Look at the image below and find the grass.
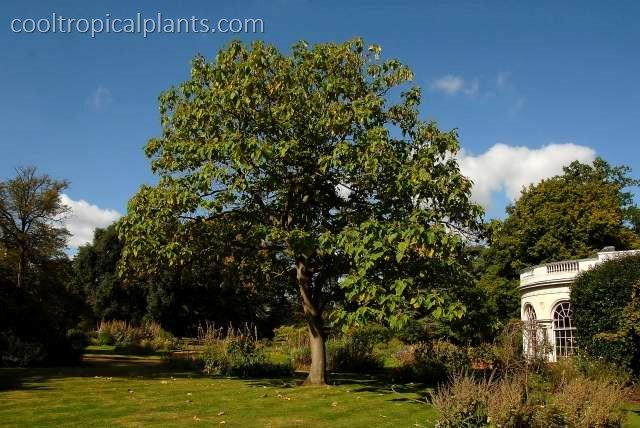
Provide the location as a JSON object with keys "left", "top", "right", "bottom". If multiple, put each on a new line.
{"left": 4, "top": 353, "right": 640, "bottom": 427}
{"left": 0, "top": 354, "right": 436, "bottom": 427}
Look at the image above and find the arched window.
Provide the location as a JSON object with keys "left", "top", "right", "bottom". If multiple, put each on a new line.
{"left": 552, "top": 301, "right": 576, "bottom": 358}
{"left": 523, "top": 304, "right": 539, "bottom": 356}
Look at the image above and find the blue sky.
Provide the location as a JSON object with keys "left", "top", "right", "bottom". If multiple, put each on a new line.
{"left": 1, "top": 0, "right": 639, "bottom": 247}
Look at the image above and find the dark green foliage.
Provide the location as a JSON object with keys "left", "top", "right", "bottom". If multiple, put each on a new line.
{"left": 0, "top": 168, "right": 90, "bottom": 366}
{"left": 72, "top": 225, "right": 147, "bottom": 324}
{"left": 73, "top": 224, "right": 297, "bottom": 337}
{"left": 395, "top": 341, "right": 470, "bottom": 383}
{"left": 96, "top": 330, "right": 115, "bottom": 346}
{"left": 572, "top": 254, "right": 640, "bottom": 372}
{"left": 199, "top": 327, "right": 293, "bottom": 378}
{"left": 326, "top": 328, "right": 384, "bottom": 373}
{"left": 0, "top": 332, "right": 46, "bottom": 366}
{"left": 489, "top": 158, "right": 640, "bottom": 276}
{"left": 0, "top": 283, "right": 83, "bottom": 366}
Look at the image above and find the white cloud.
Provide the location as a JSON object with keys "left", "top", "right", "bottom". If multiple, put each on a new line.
{"left": 431, "top": 75, "right": 465, "bottom": 94}
{"left": 88, "top": 86, "right": 112, "bottom": 110}
{"left": 431, "top": 75, "right": 480, "bottom": 96}
{"left": 60, "top": 194, "right": 120, "bottom": 248}
{"left": 458, "top": 143, "right": 597, "bottom": 209}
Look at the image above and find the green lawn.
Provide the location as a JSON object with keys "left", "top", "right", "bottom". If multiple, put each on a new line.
{"left": 0, "top": 355, "right": 435, "bottom": 427}
{"left": 3, "top": 354, "right": 640, "bottom": 427}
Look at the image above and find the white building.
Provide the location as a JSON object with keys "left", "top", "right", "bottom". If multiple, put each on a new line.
{"left": 520, "top": 248, "right": 640, "bottom": 361}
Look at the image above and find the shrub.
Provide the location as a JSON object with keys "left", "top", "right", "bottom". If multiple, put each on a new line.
{"left": 572, "top": 354, "right": 633, "bottom": 385}
{"left": 395, "top": 340, "right": 469, "bottom": 383}
{"left": 96, "top": 320, "right": 177, "bottom": 352}
{"left": 553, "top": 376, "right": 629, "bottom": 427}
{"left": 530, "top": 404, "right": 565, "bottom": 428}
{"left": 0, "top": 287, "right": 82, "bottom": 367}
{"left": 0, "top": 331, "right": 46, "bottom": 367}
{"left": 431, "top": 368, "right": 629, "bottom": 428}
{"left": 432, "top": 374, "right": 533, "bottom": 428}
{"left": 273, "top": 325, "right": 307, "bottom": 349}
{"left": 430, "top": 374, "right": 491, "bottom": 427}
{"left": 493, "top": 320, "right": 529, "bottom": 375}
{"left": 198, "top": 324, "right": 292, "bottom": 377}
{"left": 96, "top": 330, "right": 115, "bottom": 346}
{"left": 326, "top": 330, "right": 383, "bottom": 373}
{"left": 571, "top": 254, "right": 640, "bottom": 372}
{"left": 468, "top": 342, "right": 500, "bottom": 370}
{"left": 274, "top": 325, "right": 384, "bottom": 373}
{"left": 486, "top": 376, "right": 529, "bottom": 428}
{"left": 290, "top": 344, "right": 311, "bottom": 371}
{"left": 273, "top": 325, "right": 310, "bottom": 370}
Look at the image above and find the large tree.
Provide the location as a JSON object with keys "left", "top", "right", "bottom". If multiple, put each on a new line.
{"left": 0, "top": 167, "right": 70, "bottom": 288}
{"left": 118, "top": 39, "right": 482, "bottom": 384}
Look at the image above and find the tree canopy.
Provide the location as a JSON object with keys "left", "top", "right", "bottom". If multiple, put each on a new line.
{"left": 0, "top": 167, "right": 70, "bottom": 288}
{"left": 118, "top": 38, "right": 483, "bottom": 384}
{"left": 485, "top": 158, "right": 639, "bottom": 277}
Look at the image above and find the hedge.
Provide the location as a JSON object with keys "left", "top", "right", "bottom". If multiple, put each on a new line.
{"left": 571, "top": 254, "right": 640, "bottom": 372}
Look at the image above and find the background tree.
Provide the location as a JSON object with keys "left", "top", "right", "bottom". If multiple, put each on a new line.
{"left": 0, "top": 167, "right": 70, "bottom": 288}
{"left": 118, "top": 38, "right": 482, "bottom": 385}
{"left": 0, "top": 168, "right": 83, "bottom": 366}
{"left": 477, "top": 158, "right": 640, "bottom": 322}
{"left": 72, "top": 225, "right": 147, "bottom": 324}
{"left": 74, "top": 223, "right": 296, "bottom": 336}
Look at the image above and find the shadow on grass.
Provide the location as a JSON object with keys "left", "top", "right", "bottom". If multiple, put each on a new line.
{"left": 245, "top": 369, "right": 432, "bottom": 404}
{"left": 0, "top": 354, "right": 202, "bottom": 392}
{"left": 1, "top": 355, "right": 433, "bottom": 407}
{"left": 83, "top": 345, "right": 167, "bottom": 357}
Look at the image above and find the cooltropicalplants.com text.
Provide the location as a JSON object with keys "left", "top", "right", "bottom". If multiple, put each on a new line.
{"left": 9, "top": 13, "right": 264, "bottom": 38}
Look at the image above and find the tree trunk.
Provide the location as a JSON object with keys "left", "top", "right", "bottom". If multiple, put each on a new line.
{"left": 16, "top": 249, "right": 25, "bottom": 288}
{"left": 305, "top": 313, "right": 327, "bottom": 385}
{"left": 296, "top": 257, "right": 327, "bottom": 385}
